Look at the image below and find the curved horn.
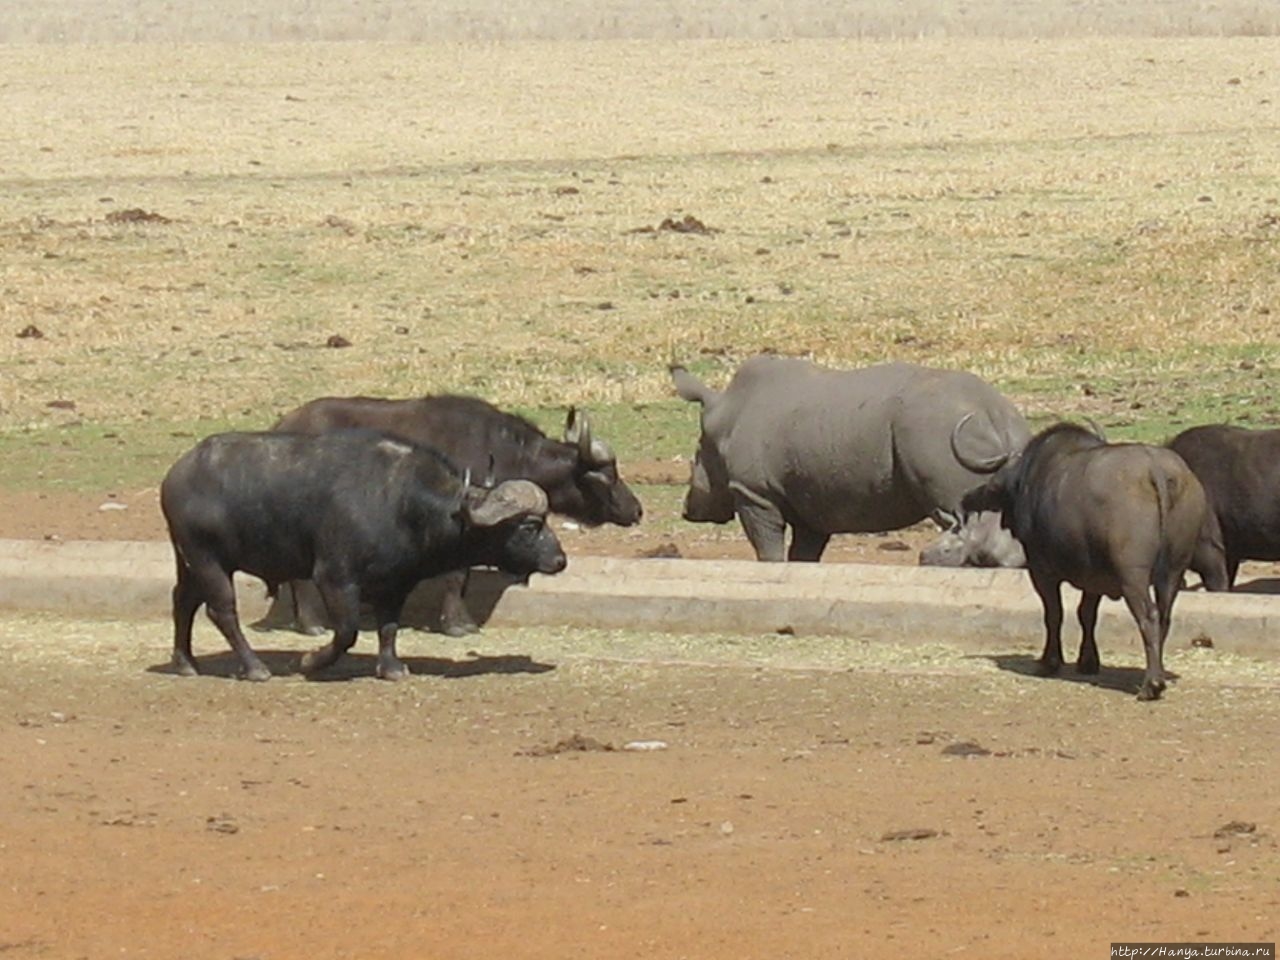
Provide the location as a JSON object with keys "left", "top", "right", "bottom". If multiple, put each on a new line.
{"left": 564, "top": 406, "right": 585, "bottom": 446}
{"left": 951, "top": 412, "right": 1012, "bottom": 473}
{"left": 466, "top": 479, "right": 549, "bottom": 527}
{"left": 588, "top": 438, "right": 615, "bottom": 466}
{"left": 1081, "top": 416, "right": 1108, "bottom": 443}
{"left": 565, "top": 408, "right": 615, "bottom": 466}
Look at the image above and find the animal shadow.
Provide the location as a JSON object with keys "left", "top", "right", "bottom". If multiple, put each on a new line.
{"left": 1183, "top": 575, "right": 1280, "bottom": 595}
{"left": 1227, "top": 577, "right": 1280, "bottom": 595}
{"left": 146, "top": 649, "right": 556, "bottom": 682}
{"left": 978, "top": 653, "right": 1179, "bottom": 696}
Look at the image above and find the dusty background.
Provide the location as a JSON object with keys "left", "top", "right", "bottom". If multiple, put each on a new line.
{"left": 2, "top": 615, "right": 1278, "bottom": 959}
{"left": 2, "top": 6, "right": 1280, "bottom": 958}
{"left": 4, "top": 0, "right": 1279, "bottom": 42}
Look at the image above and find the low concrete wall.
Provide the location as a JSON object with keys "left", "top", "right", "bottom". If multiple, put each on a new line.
{"left": 2, "top": 539, "right": 1278, "bottom": 659}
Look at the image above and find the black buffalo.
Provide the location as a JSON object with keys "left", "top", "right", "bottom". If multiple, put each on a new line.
{"left": 160, "top": 430, "right": 567, "bottom": 681}
{"left": 272, "top": 394, "right": 642, "bottom": 634}
{"left": 964, "top": 422, "right": 1207, "bottom": 701}
{"left": 1167, "top": 423, "right": 1280, "bottom": 591}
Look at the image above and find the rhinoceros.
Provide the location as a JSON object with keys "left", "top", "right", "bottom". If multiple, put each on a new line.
{"left": 670, "top": 355, "right": 1030, "bottom": 563}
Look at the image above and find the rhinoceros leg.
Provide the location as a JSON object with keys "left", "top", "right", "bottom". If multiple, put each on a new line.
{"left": 788, "top": 525, "right": 830, "bottom": 562}
{"left": 731, "top": 486, "right": 787, "bottom": 562}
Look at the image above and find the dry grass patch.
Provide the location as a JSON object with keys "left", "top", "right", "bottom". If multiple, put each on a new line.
{"left": 0, "top": 39, "right": 1277, "bottom": 485}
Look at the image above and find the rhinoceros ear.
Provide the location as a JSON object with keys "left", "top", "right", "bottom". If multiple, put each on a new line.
{"left": 670, "top": 366, "right": 718, "bottom": 406}
{"left": 464, "top": 479, "right": 549, "bottom": 528}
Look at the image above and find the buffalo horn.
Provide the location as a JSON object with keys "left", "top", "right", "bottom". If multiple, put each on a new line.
{"left": 565, "top": 407, "right": 614, "bottom": 466}
{"left": 1081, "top": 416, "right": 1108, "bottom": 443}
{"left": 950, "top": 412, "right": 1011, "bottom": 473}
{"left": 564, "top": 406, "right": 586, "bottom": 449}
{"left": 466, "top": 479, "right": 549, "bottom": 527}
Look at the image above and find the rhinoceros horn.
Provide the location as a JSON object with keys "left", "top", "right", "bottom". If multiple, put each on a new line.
{"left": 951, "top": 412, "right": 1015, "bottom": 473}
{"left": 564, "top": 407, "right": 615, "bottom": 468}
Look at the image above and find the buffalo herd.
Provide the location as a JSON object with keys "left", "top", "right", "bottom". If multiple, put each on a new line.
{"left": 162, "top": 354, "right": 1275, "bottom": 700}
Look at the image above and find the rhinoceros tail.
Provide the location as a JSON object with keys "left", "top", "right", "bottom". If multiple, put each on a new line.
{"left": 670, "top": 366, "right": 717, "bottom": 406}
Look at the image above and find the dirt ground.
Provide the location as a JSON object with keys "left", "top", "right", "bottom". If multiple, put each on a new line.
{"left": 2, "top": 484, "right": 1279, "bottom": 959}
{"left": 1, "top": 612, "right": 1278, "bottom": 960}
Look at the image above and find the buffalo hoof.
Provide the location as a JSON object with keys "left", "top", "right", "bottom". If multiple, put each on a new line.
{"left": 376, "top": 659, "right": 411, "bottom": 681}
{"left": 440, "top": 620, "right": 480, "bottom": 638}
{"left": 1136, "top": 680, "right": 1166, "bottom": 701}
{"left": 1037, "top": 658, "right": 1062, "bottom": 677}
{"left": 296, "top": 623, "right": 328, "bottom": 638}
{"left": 1076, "top": 658, "right": 1101, "bottom": 676}
{"left": 298, "top": 649, "right": 333, "bottom": 676}
{"left": 171, "top": 656, "right": 200, "bottom": 678}
{"left": 238, "top": 661, "right": 272, "bottom": 682}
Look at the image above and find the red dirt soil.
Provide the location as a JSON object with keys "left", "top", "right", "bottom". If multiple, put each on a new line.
{"left": 0, "top": 481, "right": 1277, "bottom": 959}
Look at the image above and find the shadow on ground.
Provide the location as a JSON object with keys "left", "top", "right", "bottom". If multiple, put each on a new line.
{"left": 146, "top": 649, "right": 556, "bottom": 681}
{"left": 978, "top": 653, "right": 1179, "bottom": 697}
{"left": 1230, "top": 577, "right": 1280, "bottom": 595}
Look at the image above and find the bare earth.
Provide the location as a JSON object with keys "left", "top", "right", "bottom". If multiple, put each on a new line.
{"left": 1, "top": 614, "right": 1278, "bottom": 960}
{"left": 1, "top": 483, "right": 1279, "bottom": 959}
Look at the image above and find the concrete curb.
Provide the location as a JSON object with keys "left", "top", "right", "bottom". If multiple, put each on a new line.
{"left": 0, "top": 538, "right": 1277, "bottom": 659}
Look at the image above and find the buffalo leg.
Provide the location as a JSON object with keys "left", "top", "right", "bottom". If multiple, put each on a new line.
{"left": 788, "top": 525, "right": 831, "bottom": 562}
{"left": 191, "top": 564, "right": 271, "bottom": 681}
{"left": 438, "top": 569, "right": 479, "bottom": 637}
{"left": 1075, "top": 592, "right": 1102, "bottom": 675}
{"left": 171, "top": 563, "right": 203, "bottom": 677}
{"left": 1029, "top": 569, "right": 1064, "bottom": 676}
{"left": 373, "top": 599, "right": 411, "bottom": 681}
{"left": 299, "top": 581, "right": 361, "bottom": 677}
{"left": 1121, "top": 584, "right": 1165, "bottom": 701}
{"left": 1154, "top": 567, "right": 1181, "bottom": 642}
{"left": 288, "top": 579, "right": 331, "bottom": 636}
{"left": 733, "top": 489, "right": 787, "bottom": 562}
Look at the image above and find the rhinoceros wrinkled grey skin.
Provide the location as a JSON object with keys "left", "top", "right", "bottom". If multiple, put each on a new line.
{"left": 919, "top": 508, "right": 1027, "bottom": 568}
{"left": 671, "top": 355, "right": 1031, "bottom": 564}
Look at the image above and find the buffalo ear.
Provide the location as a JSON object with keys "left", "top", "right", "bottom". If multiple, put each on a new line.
{"left": 464, "top": 479, "right": 549, "bottom": 528}
{"left": 960, "top": 479, "right": 1001, "bottom": 515}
